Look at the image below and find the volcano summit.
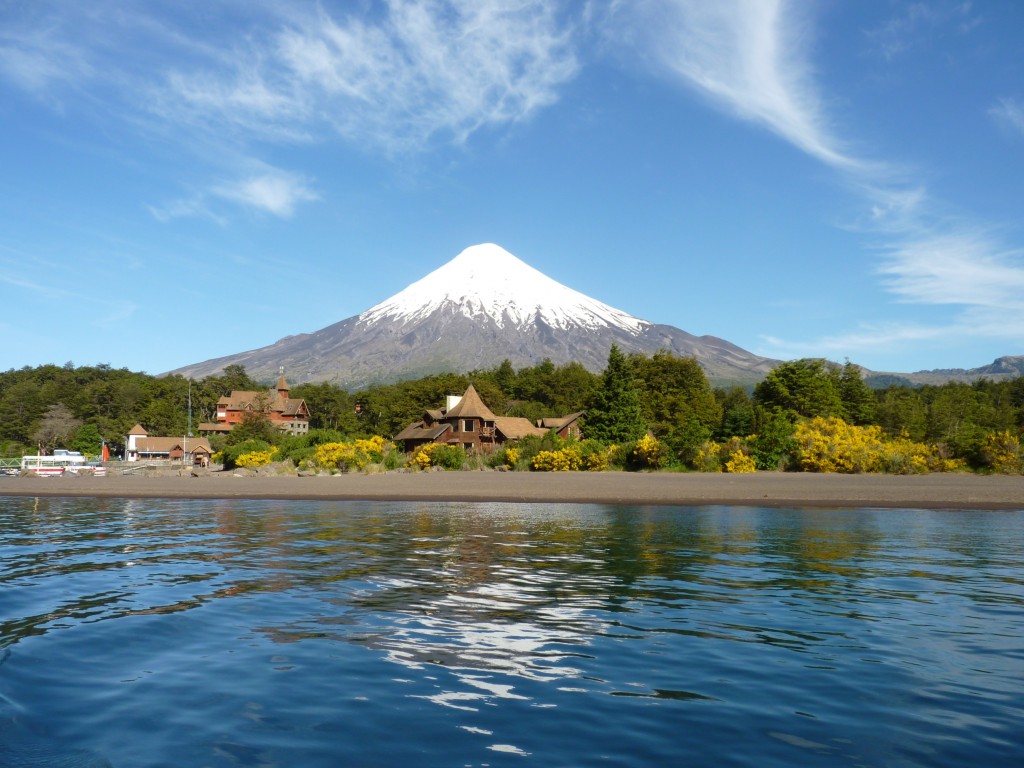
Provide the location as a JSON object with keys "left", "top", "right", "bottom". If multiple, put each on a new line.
{"left": 171, "top": 244, "right": 776, "bottom": 388}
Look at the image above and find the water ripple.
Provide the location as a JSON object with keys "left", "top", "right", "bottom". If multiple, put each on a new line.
{"left": 1, "top": 497, "right": 1022, "bottom": 767}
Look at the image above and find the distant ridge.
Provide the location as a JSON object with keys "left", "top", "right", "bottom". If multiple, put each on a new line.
{"left": 169, "top": 243, "right": 778, "bottom": 388}
{"left": 865, "top": 355, "right": 1024, "bottom": 387}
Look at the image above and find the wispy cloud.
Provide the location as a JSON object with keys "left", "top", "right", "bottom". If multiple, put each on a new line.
{"left": 990, "top": 97, "right": 1024, "bottom": 138}
{"left": 150, "top": 169, "right": 318, "bottom": 221}
{"left": 0, "top": 22, "right": 94, "bottom": 98}
{"left": 213, "top": 172, "right": 318, "bottom": 218}
{"left": 864, "top": 1, "right": 978, "bottom": 61}
{"left": 0, "top": 272, "right": 70, "bottom": 300}
{"left": 616, "top": 0, "right": 1024, "bottom": 363}
{"left": 2, "top": 2, "right": 579, "bottom": 214}
{"left": 147, "top": 195, "right": 226, "bottom": 225}
{"left": 613, "top": 0, "right": 859, "bottom": 169}
{"left": 151, "top": 1, "right": 579, "bottom": 154}
{"left": 879, "top": 231, "right": 1024, "bottom": 308}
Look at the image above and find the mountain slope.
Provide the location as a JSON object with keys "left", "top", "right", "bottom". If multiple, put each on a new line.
{"left": 865, "top": 355, "right": 1024, "bottom": 386}
{"left": 170, "top": 243, "right": 778, "bottom": 388}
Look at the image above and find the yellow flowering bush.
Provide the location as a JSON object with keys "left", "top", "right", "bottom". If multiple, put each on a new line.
{"left": 581, "top": 445, "right": 610, "bottom": 472}
{"left": 981, "top": 430, "right": 1023, "bottom": 474}
{"left": 531, "top": 447, "right": 583, "bottom": 471}
{"left": 315, "top": 436, "right": 394, "bottom": 471}
{"left": 794, "top": 417, "right": 881, "bottom": 473}
{"left": 724, "top": 450, "right": 756, "bottom": 473}
{"left": 630, "top": 434, "right": 668, "bottom": 469}
{"left": 409, "top": 443, "right": 465, "bottom": 470}
{"left": 410, "top": 444, "right": 436, "bottom": 469}
{"left": 795, "top": 417, "right": 962, "bottom": 474}
{"left": 504, "top": 447, "right": 520, "bottom": 469}
{"left": 236, "top": 447, "right": 277, "bottom": 468}
{"left": 693, "top": 440, "right": 722, "bottom": 472}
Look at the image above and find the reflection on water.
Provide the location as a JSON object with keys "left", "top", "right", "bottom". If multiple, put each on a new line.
{"left": 1, "top": 496, "right": 1023, "bottom": 767}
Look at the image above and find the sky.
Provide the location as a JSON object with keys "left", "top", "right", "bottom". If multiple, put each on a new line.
{"left": 1, "top": 0, "right": 1022, "bottom": 377}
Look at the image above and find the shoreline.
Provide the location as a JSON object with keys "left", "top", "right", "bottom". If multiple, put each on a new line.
{"left": 2, "top": 470, "right": 1023, "bottom": 509}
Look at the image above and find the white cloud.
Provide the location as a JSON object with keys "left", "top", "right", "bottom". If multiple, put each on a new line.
{"left": 990, "top": 97, "right": 1024, "bottom": 137}
{"left": 160, "top": 0, "right": 580, "bottom": 153}
{"left": 148, "top": 196, "right": 226, "bottom": 225}
{"left": 613, "top": 0, "right": 859, "bottom": 169}
{"left": 0, "top": 17, "right": 94, "bottom": 97}
{"left": 865, "top": 1, "right": 978, "bottom": 61}
{"left": 878, "top": 232, "right": 1024, "bottom": 308}
{"left": 212, "top": 172, "right": 318, "bottom": 218}
{"left": 615, "top": 0, "right": 1024, "bottom": 363}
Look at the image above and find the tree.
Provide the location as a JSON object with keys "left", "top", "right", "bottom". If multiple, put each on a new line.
{"left": 32, "top": 403, "right": 82, "bottom": 452}
{"left": 716, "top": 386, "right": 755, "bottom": 438}
{"left": 875, "top": 386, "right": 927, "bottom": 440}
{"left": 69, "top": 423, "right": 104, "bottom": 456}
{"left": 494, "top": 359, "right": 516, "bottom": 394}
{"left": 838, "top": 361, "right": 876, "bottom": 425}
{"left": 585, "top": 345, "right": 647, "bottom": 443}
{"left": 219, "top": 364, "right": 260, "bottom": 392}
{"left": 754, "top": 359, "right": 844, "bottom": 420}
{"left": 632, "top": 351, "right": 721, "bottom": 438}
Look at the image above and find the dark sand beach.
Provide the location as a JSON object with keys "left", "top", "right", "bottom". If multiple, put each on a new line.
{"left": 2, "top": 470, "right": 1022, "bottom": 509}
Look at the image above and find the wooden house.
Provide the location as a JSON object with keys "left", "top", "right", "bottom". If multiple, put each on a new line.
{"left": 394, "top": 384, "right": 580, "bottom": 453}
{"left": 125, "top": 424, "right": 213, "bottom": 465}
{"left": 198, "top": 370, "right": 310, "bottom": 436}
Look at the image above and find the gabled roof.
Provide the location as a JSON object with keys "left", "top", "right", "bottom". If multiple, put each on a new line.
{"left": 394, "top": 421, "right": 452, "bottom": 442}
{"left": 134, "top": 436, "right": 213, "bottom": 454}
{"left": 128, "top": 423, "right": 148, "bottom": 436}
{"left": 197, "top": 422, "right": 233, "bottom": 433}
{"left": 494, "top": 417, "right": 547, "bottom": 440}
{"left": 539, "top": 411, "right": 585, "bottom": 430}
{"left": 444, "top": 384, "right": 498, "bottom": 421}
{"left": 217, "top": 389, "right": 308, "bottom": 418}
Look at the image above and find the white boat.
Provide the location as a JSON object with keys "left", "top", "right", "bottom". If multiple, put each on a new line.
{"left": 21, "top": 450, "right": 92, "bottom": 476}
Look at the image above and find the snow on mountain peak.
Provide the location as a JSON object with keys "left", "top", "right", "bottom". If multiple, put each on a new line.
{"left": 358, "top": 243, "right": 649, "bottom": 334}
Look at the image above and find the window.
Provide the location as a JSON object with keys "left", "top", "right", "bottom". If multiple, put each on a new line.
{"left": 462, "top": 419, "right": 475, "bottom": 433}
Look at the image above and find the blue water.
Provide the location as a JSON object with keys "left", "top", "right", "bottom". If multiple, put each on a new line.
{"left": 1, "top": 497, "right": 1022, "bottom": 767}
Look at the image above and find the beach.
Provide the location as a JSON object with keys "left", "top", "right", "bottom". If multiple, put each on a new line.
{"left": 2, "top": 470, "right": 1022, "bottom": 509}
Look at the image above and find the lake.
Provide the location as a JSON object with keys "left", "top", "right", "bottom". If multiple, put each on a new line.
{"left": 2, "top": 497, "right": 1022, "bottom": 767}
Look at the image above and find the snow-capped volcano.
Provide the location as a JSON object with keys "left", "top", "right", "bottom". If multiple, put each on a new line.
{"left": 359, "top": 243, "right": 648, "bottom": 334}
{"left": 170, "top": 243, "right": 777, "bottom": 388}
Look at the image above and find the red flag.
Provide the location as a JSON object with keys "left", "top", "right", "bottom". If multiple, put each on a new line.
{"left": 101, "top": 443, "right": 110, "bottom": 462}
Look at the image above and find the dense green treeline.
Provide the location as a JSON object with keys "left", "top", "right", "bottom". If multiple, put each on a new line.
{"left": 1, "top": 355, "right": 1022, "bottom": 471}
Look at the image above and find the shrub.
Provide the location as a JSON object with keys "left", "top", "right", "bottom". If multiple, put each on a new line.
{"left": 222, "top": 439, "right": 274, "bottom": 469}
{"left": 410, "top": 443, "right": 466, "bottom": 470}
{"left": 504, "top": 447, "right": 520, "bottom": 468}
{"left": 724, "top": 450, "right": 756, "bottom": 473}
{"left": 749, "top": 412, "right": 796, "bottom": 470}
{"left": 236, "top": 447, "right": 277, "bottom": 468}
{"left": 794, "top": 417, "right": 963, "bottom": 474}
{"left": 692, "top": 440, "right": 722, "bottom": 472}
{"left": 314, "top": 436, "right": 394, "bottom": 472}
{"left": 979, "top": 430, "right": 1023, "bottom": 475}
{"left": 531, "top": 446, "right": 583, "bottom": 471}
{"left": 579, "top": 440, "right": 610, "bottom": 471}
{"left": 629, "top": 434, "right": 668, "bottom": 470}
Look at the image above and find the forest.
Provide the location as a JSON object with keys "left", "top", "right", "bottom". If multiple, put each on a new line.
{"left": 1, "top": 350, "right": 1022, "bottom": 473}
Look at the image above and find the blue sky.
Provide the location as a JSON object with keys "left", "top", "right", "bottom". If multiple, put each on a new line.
{"left": 2, "top": 0, "right": 1022, "bottom": 377}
